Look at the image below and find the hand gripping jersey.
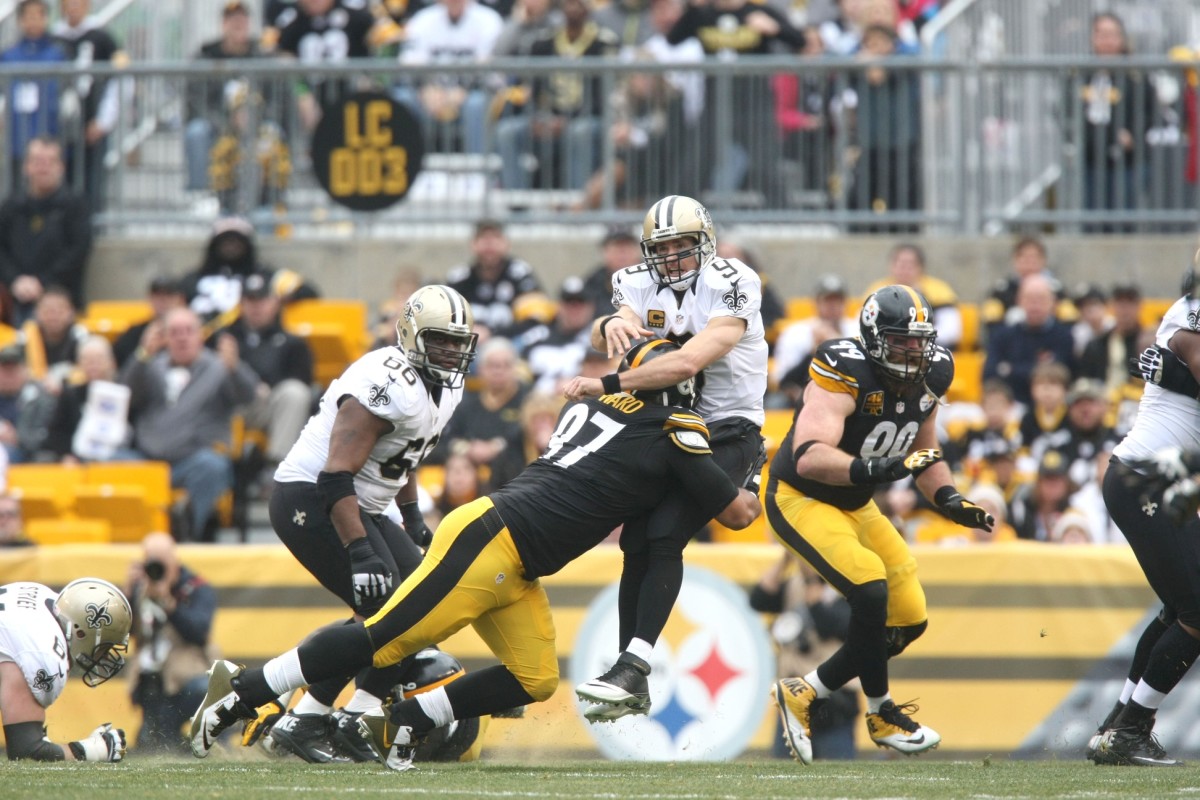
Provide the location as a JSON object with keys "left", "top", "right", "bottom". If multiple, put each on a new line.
{"left": 0, "top": 582, "right": 70, "bottom": 708}
{"left": 491, "top": 395, "right": 739, "bottom": 579}
{"left": 611, "top": 256, "right": 767, "bottom": 426}
{"left": 274, "top": 347, "right": 463, "bottom": 513}
{"left": 1113, "top": 295, "right": 1200, "bottom": 464}
{"left": 769, "top": 337, "right": 955, "bottom": 510}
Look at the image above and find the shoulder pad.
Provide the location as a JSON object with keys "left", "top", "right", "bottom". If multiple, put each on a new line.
{"left": 926, "top": 346, "right": 955, "bottom": 396}
{"left": 669, "top": 429, "right": 712, "bottom": 455}
{"left": 663, "top": 412, "right": 710, "bottom": 438}
{"left": 616, "top": 264, "right": 655, "bottom": 286}
{"left": 808, "top": 339, "right": 864, "bottom": 400}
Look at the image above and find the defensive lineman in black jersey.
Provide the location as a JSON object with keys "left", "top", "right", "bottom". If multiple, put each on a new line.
{"left": 189, "top": 339, "right": 761, "bottom": 771}
{"left": 768, "top": 285, "right": 994, "bottom": 764}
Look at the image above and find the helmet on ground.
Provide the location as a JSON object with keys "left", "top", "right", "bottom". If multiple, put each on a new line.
{"left": 859, "top": 284, "right": 937, "bottom": 385}
{"left": 641, "top": 195, "right": 716, "bottom": 290}
{"left": 55, "top": 578, "right": 132, "bottom": 687}
{"left": 395, "top": 285, "right": 478, "bottom": 389}
{"left": 387, "top": 648, "right": 484, "bottom": 763}
{"left": 392, "top": 647, "right": 466, "bottom": 700}
{"left": 620, "top": 339, "right": 698, "bottom": 409}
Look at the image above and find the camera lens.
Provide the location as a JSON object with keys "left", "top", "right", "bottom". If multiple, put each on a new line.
{"left": 144, "top": 560, "right": 166, "bottom": 581}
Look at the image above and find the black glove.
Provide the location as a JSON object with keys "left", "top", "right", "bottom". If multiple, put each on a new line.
{"left": 399, "top": 501, "right": 433, "bottom": 549}
{"left": 743, "top": 438, "right": 768, "bottom": 492}
{"left": 347, "top": 537, "right": 392, "bottom": 615}
{"left": 903, "top": 448, "right": 943, "bottom": 478}
{"left": 1163, "top": 477, "right": 1200, "bottom": 526}
{"left": 849, "top": 455, "right": 911, "bottom": 485}
{"left": 1129, "top": 345, "right": 1200, "bottom": 399}
{"left": 934, "top": 486, "right": 995, "bottom": 531}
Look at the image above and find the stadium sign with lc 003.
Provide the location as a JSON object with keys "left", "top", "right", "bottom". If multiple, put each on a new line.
{"left": 312, "top": 91, "right": 425, "bottom": 211}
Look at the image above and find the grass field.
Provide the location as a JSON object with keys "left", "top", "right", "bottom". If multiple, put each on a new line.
{"left": 2, "top": 757, "right": 1197, "bottom": 800}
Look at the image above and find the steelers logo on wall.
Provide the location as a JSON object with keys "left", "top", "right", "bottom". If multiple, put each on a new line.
{"left": 311, "top": 91, "right": 424, "bottom": 212}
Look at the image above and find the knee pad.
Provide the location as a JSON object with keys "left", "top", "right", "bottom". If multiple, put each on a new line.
{"left": 885, "top": 620, "right": 928, "bottom": 658}
{"left": 518, "top": 670, "right": 558, "bottom": 703}
{"left": 845, "top": 580, "right": 888, "bottom": 628}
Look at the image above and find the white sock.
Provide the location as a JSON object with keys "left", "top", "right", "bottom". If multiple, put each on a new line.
{"left": 415, "top": 686, "right": 455, "bottom": 728}
{"left": 1130, "top": 681, "right": 1167, "bottom": 711}
{"left": 866, "top": 694, "right": 892, "bottom": 714}
{"left": 625, "top": 638, "right": 654, "bottom": 663}
{"left": 293, "top": 692, "right": 332, "bottom": 716}
{"left": 1118, "top": 679, "right": 1137, "bottom": 705}
{"left": 263, "top": 649, "right": 307, "bottom": 696}
{"left": 802, "top": 670, "right": 833, "bottom": 699}
{"left": 344, "top": 689, "right": 384, "bottom": 715}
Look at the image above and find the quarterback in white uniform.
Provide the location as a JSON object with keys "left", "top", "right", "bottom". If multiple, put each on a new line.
{"left": 563, "top": 195, "right": 768, "bottom": 720}
{"left": 0, "top": 578, "right": 131, "bottom": 762}
{"left": 1087, "top": 281, "right": 1200, "bottom": 767}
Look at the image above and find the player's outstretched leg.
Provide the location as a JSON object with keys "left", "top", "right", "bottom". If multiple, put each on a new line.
{"left": 772, "top": 677, "right": 817, "bottom": 765}
{"left": 576, "top": 652, "right": 652, "bottom": 723}
{"left": 865, "top": 700, "right": 941, "bottom": 755}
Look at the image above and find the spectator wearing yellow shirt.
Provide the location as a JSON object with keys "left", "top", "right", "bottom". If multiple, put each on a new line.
{"left": 864, "top": 243, "right": 961, "bottom": 349}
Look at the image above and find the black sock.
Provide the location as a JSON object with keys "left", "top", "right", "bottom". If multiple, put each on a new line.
{"left": 232, "top": 669, "right": 276, "bottom": 710}
{"left": 357, "top": 656, "right": 413, "bottom": 701}
{"left": 632, "top": 542, "right": 683, "bottom": 646}
{"left": 1132, "top": 622, "right": 1200, "bottom": 699}
{"left": 1128, "top": 613, "right": 1171, "bottom": 684}
{"left": 617, "top": 549, "right": 649, "bottom": 650}
{"left": 1115, "top": 699, "right": 1155, "bottom": 729}
{"left": 306, "top": 674, "right": 353, "bottom": 707}
{"left": 818, "top": 580, "right": 888, "bottom": 697}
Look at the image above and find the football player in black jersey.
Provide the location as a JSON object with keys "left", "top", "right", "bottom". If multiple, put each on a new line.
{"left": 767, "top": 285, "right": 994, "bottom": 764}
{"left": 189, "top": 339, "right": 761, "bottom": 771}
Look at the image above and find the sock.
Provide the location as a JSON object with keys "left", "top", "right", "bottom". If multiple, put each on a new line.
{"left": 1128, "top": 613, "right": 1170, "bottom": 684}
{"left": 263, "top": 649, "right": 307, "bottom": 697}
{"left": 1118, "top": 679, "right": 1136, "bottom": 705}
{"left": 344, "top": 689, "right": 384, "bottom": 715}
{"left": 625, "top": 638, "right": 654, "bottom": 663}
{"left": 415, "top": 686, "right": 455, "bottom": 728}
{"left": 292, "top": 692, "right": 332, "bottom": 716}
{"left": 390, "top": 697, "right": 439, "bottom": 737}
{"left": 802, "top": 670, "right": 833, "bottom": 700}
{"left": 1129, "top": 683, "right": 1168, "bottom": 712}
{"left": 632, "top": 542, "right": 684, "bottom": 645}
{"left": 866, "top": 694, "right": 892, "bottom": 714}
{"left": 445, "top": 665, "right": 535, "bottom": 720}
{"left": 1115, "top": 699, "right": 1155, "bottom": 728}
{"left": 1136, "top": 622, "right": 1200, "bottom": 699}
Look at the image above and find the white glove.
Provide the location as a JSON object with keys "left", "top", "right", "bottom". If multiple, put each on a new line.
{"left": 1151, "top": 446, "right": 1192, "bottom": 483}
{"left": 71, "top": 722, "right": 126, "bottom": 762}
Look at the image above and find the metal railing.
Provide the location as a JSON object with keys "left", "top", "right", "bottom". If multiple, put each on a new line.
{"left": 0, "top": 55, "right": 1197, "bottom": 237}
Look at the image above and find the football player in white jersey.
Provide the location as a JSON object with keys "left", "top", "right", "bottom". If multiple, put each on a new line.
{"left": 0, "top": 578, "right": 131, "bottom": 762}
{"left": 248, "top": 284, "right": 478, "bottom": 763}
{"left": 563, "top": 195, "right": 768, "bottom": 720}
{"left": 1086, "top": 274, "right": 1200, "bottom": 767}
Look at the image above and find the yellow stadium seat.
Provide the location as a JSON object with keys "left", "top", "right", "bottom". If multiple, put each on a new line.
{"left": 281, "top": 299, "right": 371, "bottom": 387}
{"left": 82, "top": 301, "right": 154, "bottom": 341}
{"left": 7, "top": 463, "right": 87, "bottom": 517}
{"left": 0, "top": 323, "right": 17, "bottom": 348}
{"left": 946, "top": 350, "right": 985, "bottom": 405}
{"left": 1139, "top": 298, "right": 1173, "bottom": 330}
{"left": 84, "top": 461, "right": 172, "bottom": 534}
{"left": 956, "top": 303, "right": 980, "bottom": 352}
{"left": 25, "top": 517, "right": 112, "bottom": 545}
{"left": 786, "top": 297, "right": 815, "bottom": 321}
{"left": 762, "top": 408, "right": 794, "bottom": 460}
{"left": 74, "top": 485, "right": 155, "bottom": 544}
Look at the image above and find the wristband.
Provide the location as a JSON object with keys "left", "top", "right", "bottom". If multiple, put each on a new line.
{"left": 398, "top": 500, "right": 423, "bottom": 527}
{"left": 317, "top": 470, "right": 357, "bottom": 513}
{"left": 599, "top": 315, "right": 620, "bottom": 338}
{"left": 849, "top": 458, "right": 870, "bottom": 485}
{"left": 601, "top": 373, "right": 622, "bottom": 395}
{"left": 934, "top": 485, "right": 959, "bottom": 506}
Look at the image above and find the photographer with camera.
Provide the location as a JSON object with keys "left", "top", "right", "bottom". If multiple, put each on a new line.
{"left": 125, "top": 532, "right": 217, "bottom": 753}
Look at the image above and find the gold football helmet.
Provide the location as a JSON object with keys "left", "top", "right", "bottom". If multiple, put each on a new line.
{"left": 641, "top": 195, "right": 716, "bottom": 289}
{"left": 395, "top": 285, "right": 479, "bottom": 389}
{"left": 55, "top": 578, "right": 132, "bottom": 687}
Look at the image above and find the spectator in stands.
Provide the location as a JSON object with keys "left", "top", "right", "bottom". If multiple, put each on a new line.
{"left": 983, "top": 273, "right": 1075, "bottom": 407}
{"left": 773, "top": 26, "right": 836, "bottom": 207}
{"left": 1028, "top": 378, "right": 1118, "bottom": 492}
{"left": 214, "top": 271, "right": 313, "bottom": 474}
{"left": 1017, "top": 361, "right": 1070, "bottom": 460}
{"left": 772, "top": 273, "right": 857, "bottom": 404}
{"left": 1048, "top": 509, "right": 1097, "bottom": 545}
{"left": 438, "top": 337, "right": 528, "bottom": 471}
{"left": 493, "top": 0, "right": 562, "bottom": 56}
{"left": 1068, "top": 283, "right": 1112, "bottom": 358}
{"left": 1, "top": 0, "right": 65, "bottom": 191}
{"left": 494, "top": 0, "right": 619, "bottom": 191}
{"left": 521, "top": 277, "right": 596, "bottom": 393}
{"left": 121, "top": 307, "right": 259, "bottom": 542}
{"left": 485, "top": 388, "right": 564, "bottom": 488}
{"left": 641, "top": 0, "right": 705, "bottom": 144}
{"left": 949, "top": 378, "right": 1021, "bottom": 478}
{"left": 0, "top": 493, "right": 32, "bottom": 547}
{"left": 126, "top": 532, "right": 218, "bottom": 754}
{"left": 0, "top": 136, "right": 93, "bottom": 325}
{"left": 185, "top": 1, "right": 264, "bottom": 196}
{"left": 579, "top": 226, "right": 641, "bottom": 313}
{"left": 0, "top": 342, "right": 56, "bottom": 463}
{"left": 113, "top": 276, "right": 188, "bottom": 369}
{"left": 18, "top": 285, "right": 89, "bottom": 391}
{"left": 821, "top": 0, "right": 919, "bottom": 56}
{"left": 446, "top": 219, "right": 542, "bottom": 333}
{"left": 1009, "top": 449, "right": 1080, "bottom": 542}
{"left": 180, "top": 216, "right": 263, "bottom": 324}
{"left": 38, "top": 334, "right": 125, "bottom": 463}
{"left": 982, "top": 236, "right": 1065, "bottom": 334}
{"left": 395, "top": 0, "right": 503, "bottom": 155}
{"left": 595, "top": 0, "right": 654, "bottom": 55}
{"left": 865, "top": 243, "right": 961, "bottom": 349}
{"left": 434, "top": 451, "right": 487, "bottom": 519}
{"left": 370, "top": 266, "right": 425, "bottom": 350}
{"left": 207, "top": 74, "right": 291, "bottom": 217}
{"left": 52, "top": 0, "right": 124, "bottom": 211}
{"left": 1077, "top": 282, "right": 1143, "bottom": 394}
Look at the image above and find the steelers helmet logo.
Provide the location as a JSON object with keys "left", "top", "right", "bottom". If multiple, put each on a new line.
{"left": 861, "top": 297, "right": 881, "bottom": 327}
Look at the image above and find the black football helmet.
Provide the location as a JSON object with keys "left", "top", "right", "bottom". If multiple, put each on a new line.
{"left": 859, "top": 285, "right": 937, "bottom": 385}
{"left": 388, "top": 648, "right": 483, "bottom": 763}
{"left": 619, "top": 339, "right": 698, "bottom": 409}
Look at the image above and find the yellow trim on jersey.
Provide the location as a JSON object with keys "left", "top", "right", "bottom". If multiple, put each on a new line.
{"left": 663, "top": 413, "right": 710, "bottom": 438}
{"left": 900, "top": 285, "right": 929, "bottom": 322}
{"left": 669, "top": 430, "right": 712, "bottom": 454}
{"left": 809, "top": 368, "right": 860, "bottom": 400}
{"left": 810, "top": 357, "right": 859, "bottom": 388}
{"left": 629, "top": 339, "right": 672, "bottom": 368}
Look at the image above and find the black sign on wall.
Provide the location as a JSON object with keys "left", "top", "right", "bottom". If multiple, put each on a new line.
{"left": 311, "top": 91, "right": 425, "bottom": 211}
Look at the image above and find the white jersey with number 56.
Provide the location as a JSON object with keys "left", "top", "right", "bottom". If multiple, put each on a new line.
{"left": 0, "top": 582, "right": 70, "bottom": 708}
{"left": 274, "top": 347, "right": 463, "bottom": 513}
{"left": 611, "top": 257, "right": 767, "bottom": 426}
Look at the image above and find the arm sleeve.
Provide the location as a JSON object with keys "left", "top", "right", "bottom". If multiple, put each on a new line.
{"left": 668, "top": 448, "right": 739, "bottom": 521}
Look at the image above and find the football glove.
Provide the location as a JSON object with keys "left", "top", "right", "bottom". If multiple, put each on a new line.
{"left": 849, "top": 455, "right": 911, "bottom": 485}
{"left": 347, "top": 538, "right": 392, "bottom": 615}
{"left": 934, "top": 487, "right": 995, "bottom": 531}
{"left": 903, "top": 448, "right": 943, "bottom": 478}
{"left": 69, "top": 723, "right": 126, "bottom": 762}
{"left": 743, "top": 438, "right": 768, "bottom": 492}
{"left": 399, "top": 501, "right": 433, "bottom": 549}
{"left": 1163, "top": 477, "right": 1200, "bottom": 526}
{"left": 242, "top": 698, "right": 286, "bottom": 748}
{"left": 1129, "top": 345, "right": 1200, "bottom": 399}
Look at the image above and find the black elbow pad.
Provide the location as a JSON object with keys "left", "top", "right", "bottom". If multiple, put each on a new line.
{"left": 5, "top": 721, "right": 65, "bottom": 761}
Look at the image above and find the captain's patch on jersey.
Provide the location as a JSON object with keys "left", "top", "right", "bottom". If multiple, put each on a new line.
{"left": 648, "top": 309, "right": 666, "bottom": 328}
{"left": 670, "top": 429, "right": 711, "bottom": 454}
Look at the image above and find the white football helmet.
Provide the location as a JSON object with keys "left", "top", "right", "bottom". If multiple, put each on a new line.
{"left": 55, "top": 578, "right": 132, "bottom": 687}
{"left": 641, "top": 195, "right": 716, "bottom": 290}
{"left": 395, "top": 285, "right": 479, "bottom": 389}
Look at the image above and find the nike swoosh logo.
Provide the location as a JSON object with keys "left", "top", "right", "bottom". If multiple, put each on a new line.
{"left": 908, "top": 734, "right": 925, "bottom": 744}
{"left": 826, "top": 357, "right": 838, "bottom": 366}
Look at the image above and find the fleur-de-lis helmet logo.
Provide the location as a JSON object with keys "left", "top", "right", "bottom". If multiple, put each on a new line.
{"left": 84, "top": 601, "right": 112, "bottom": 629}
